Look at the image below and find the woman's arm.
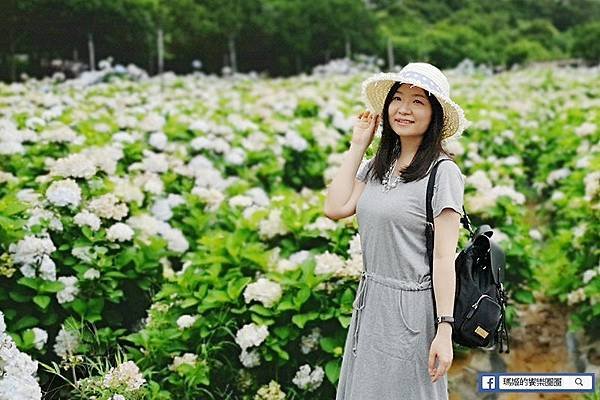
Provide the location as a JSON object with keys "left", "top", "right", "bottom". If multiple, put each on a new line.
{"left": 323, "top": 111, "right": 380, "bottom": 221}
{"left": 429, "top": 207, "right": 461, "bottom": 383}
{"left": 432, "top": 208, "right": 462, "bottom": 335}
{"left": 323, "top": 144, "right": 367, "bottom": 221}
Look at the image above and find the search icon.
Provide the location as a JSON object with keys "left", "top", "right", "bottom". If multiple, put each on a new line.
{"left": 575, "top": 377, "right": 583, "bottom": 386}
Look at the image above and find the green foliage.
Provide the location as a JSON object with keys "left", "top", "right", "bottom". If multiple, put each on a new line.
{"left": 4, "top": 0, "right": 600, "bottom": 80}
{"left": 571, "top": 21, "right": 600, "bottom": 64}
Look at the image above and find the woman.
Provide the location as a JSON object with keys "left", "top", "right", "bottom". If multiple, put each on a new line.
{"left": 324, "top": 62, "right": 468, "bottom": 399}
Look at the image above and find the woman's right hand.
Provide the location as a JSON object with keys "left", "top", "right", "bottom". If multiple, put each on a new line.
{"left": 351, "top": 110, "right": 380, "bottom": 151}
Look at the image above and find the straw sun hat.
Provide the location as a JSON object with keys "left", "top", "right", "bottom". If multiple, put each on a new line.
{"left": 361, "top": 62, "right": 469, "bottom": 141}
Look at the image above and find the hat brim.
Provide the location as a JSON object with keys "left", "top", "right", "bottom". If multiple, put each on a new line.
{"left": 361, "top": 73, "right": 469, "bottom": 140}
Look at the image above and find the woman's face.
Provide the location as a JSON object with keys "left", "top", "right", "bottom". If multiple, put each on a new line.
{"left": 387, "top": 83, "right": 433, "bottom": 138}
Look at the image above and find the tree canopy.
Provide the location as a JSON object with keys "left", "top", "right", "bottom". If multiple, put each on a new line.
{"left": 1, "top": 0, "right": 599, "bottom": 81}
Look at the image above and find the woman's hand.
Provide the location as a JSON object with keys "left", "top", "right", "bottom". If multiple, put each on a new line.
{"left": 351, "top": 110, "right": 380, "bottom": 151}
{"left": 428, "top": 329, "right": 453, "bottom": 383}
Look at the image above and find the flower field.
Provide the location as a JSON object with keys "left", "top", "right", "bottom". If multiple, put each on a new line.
{"left": 0, "top": 61, "right": 598, "bottom": 399}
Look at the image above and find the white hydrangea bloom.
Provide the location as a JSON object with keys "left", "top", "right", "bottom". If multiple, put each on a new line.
{"left": 71, "top": 246, "right": 94, "bottom": 264}
{"left": 102, "top": 360, "right": 146, "bottom": 391}
{"left": 582, "top": 267, "right": 599, "bottom": 284}
{"left": 528, "top": 229, "right": 543, "bottom": 241}
{"left": 341, "top": 254, "right": 363, "bottom": 278}
{"left": 151, "top": 199, "right": 173, "bottom": 221}
{"left": 16, "top": 189, "right": 41, "bottom": 204}
{"left": 258, "top": 209, "right": 287, "bottom": 239}
{"left": 246, "top": 187, "right": 270, "bottom": 207}
{"left": 300, "top": 327, "right": 322, "bottom": 354}
{"left": 9, "top": 235, "right": 56, "bottom": 278}
{"left": 314, "top": 251, "right": 345, "bottom": 275}
{"left": 224, "top": 147, "right": 246, "bottom": 165}
{"left": 88, "top": 193, "right": 128, "bottom": 220}
{"left": 106, "top": 222, "right": 134, "bottom": 242}
{"left": 192, "top": 187, "right": 225, "bottom": 212}
{"left": 111, "top": 176, "right": 145, "bottom": 205}
{"left": 126, "top": 214, "right": 188, "bottom": 253}
{"left": 229, "top": 195, "right": 253, "bottom": 208}
{"left": 137, "top": 150, "right": 169, "bottom": 173}
{"left": 38, "top": 255, "right": 56, "bottom": 281}
{"left": 546, "top": 168, "right": 571, "bottom": 186}
{"left": 292, "top": 364, "right": 325, "bottom": 391}
{"left": 169, "top": 353, "right": 198, "bottom": 371}
{"left": 574, "top": 122, "right": 596, "bottom": 137}
{"left": 348, "top": 234, "right": 362, "bottom": 257}
{"left": 283, "top": 130, "right": 308, "bottom": 152}
{"left": 243, "top": 278, "right": 283, "bottom": 308}
{"left": 176, "top": 315, "right": 197, "bottom": 330}
{"left": 149, "top": 132, "right": 168, "bottom": 150}
{"left": 255, "top": 380, "right": 286, "bottom": 400}
{"left": 83, "top": 268, "right": 100, "bottom": 280}
{"left": 239, "top": 348, "right": 261, "bottom": 368}
{"left": 584, "top": 171, "right": 600, "bottom": 201}
{"left": 306, "top": 216, "right": 338, "bottom": 235}
{"left": 0, "top": 312, "right": 42, "bottom": 400}
{"left": 50, "top": 153, "right": 97, "bottom": 179}
{"left": 466, "top": 170, "right": 492, "bottom": 191}
{"left": 235, "top": 323, "right": 269, "bottom": 351}
{"left": 40, "top": 125, "right": 79, "bottom": 143}
{"left": 139, "top": 113, "right": 165, "bottom": 132}
{"left": 73, "top": 210, "right": 101, "bottom": 231}
{"left": 56, "top": 276, "right": 79, "bottom": 304}
{"left": 46, "top": 179, "right": 81, "bottom": 207}
{"left": 567, "top": 288, "right": 586, "bottom": 305}
{"left": 53, "top": 325, "right": 79, "bottom": 358}
{"left": 31, "top": 328, "right": 48, "bottom": 351}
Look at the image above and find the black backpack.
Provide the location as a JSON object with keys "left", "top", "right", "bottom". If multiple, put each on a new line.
{"left": 425, "top": 158, "right": 510, "bottom": 353}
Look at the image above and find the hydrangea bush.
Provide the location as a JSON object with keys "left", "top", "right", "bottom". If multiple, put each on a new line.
{"left": 0, "top": 59, "right": 597, "bottom": 398}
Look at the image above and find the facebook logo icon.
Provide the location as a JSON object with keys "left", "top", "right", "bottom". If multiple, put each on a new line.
{"left": 480, "top": 375, "right": 497, "bottom": 391}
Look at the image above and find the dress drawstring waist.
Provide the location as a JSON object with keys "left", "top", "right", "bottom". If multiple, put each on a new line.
{"left": 351, "top": 270, "right": 433, "bottom": 357}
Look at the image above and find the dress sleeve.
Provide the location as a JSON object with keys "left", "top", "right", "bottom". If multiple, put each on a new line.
{"left": 356, "top": 158, "right": 374, "bottom": 182}
{"left": 432, "top": 161, "right": 465, "bottom": 219}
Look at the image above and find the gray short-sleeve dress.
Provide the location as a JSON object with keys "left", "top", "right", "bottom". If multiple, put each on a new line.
{"left": 335, "top": 154, "right": 465, "bottom": 400}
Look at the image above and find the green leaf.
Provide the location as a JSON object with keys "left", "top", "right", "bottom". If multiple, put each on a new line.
{"left": 180, "top": 298, "right": 199, "bottom": 308}
{"left": 9, "top": 291, "right": 31, "bottom": 303}
{"left": 276, "top": 298, "right": 295, "bottom": 312}
{"left": 319, "top": 337, "right": 338, "bottom": 353}
{"left": 340, "top": 288, "right": 354, "bottom": 313}
{"left": 88, "top": 298, "right": 104, "bottom": 315}
{"left": 17, "top": 277, "right": 40, "bottom": 290}
{"left": 513, "top": 290, "right": 535, "bottom": 304}
{"left": 204, "top": 290, "right": 230, "bottom": 304}
{"left": 270, "top": 343, "right": 289, "bottom": 361}
{"left": 293, "top": 285, "right": 311, "bottom": 308}
{"left": 227, "top": 277, "right": 251, "bottom": 300}
{"left": 22, "top": 329, "right": 36, "bottom": 348}
{"left": 337, "top": 315, "right": 351, "bottom": 329}
{"left": 273, "top": 326, "right": 291, "bottom": 340}
{"left": 39, "top": 281, "right": 65, "bottom": 293}
{"left": 71, "top": 299, "right": 87, "bottom": 316}
{"left": 13, "top": 316, "right": 39, "bottom": 331}
{"left": 325, "top": 359, "right": 341, "bottom": 384}
{"left": 33, "top": 295, "right": 51, "bottom": 310}
{"left": 291, "top": 311, "right": 319, "bottom": 328}
{"left": 249, "top": 304, "right": 274, "bottom": 317}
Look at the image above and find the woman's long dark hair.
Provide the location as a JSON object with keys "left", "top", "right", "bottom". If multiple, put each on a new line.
{"left": 363, "top": 81, "right": 452, "bottom": 184}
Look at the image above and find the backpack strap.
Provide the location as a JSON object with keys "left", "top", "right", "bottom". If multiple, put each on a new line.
{"left": 470, "top": 225, "right": 506, "bottom": 285}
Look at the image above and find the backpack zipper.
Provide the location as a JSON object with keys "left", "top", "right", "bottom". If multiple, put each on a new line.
{"left": 466, "top": 294, "right": 495, "bottom": 319}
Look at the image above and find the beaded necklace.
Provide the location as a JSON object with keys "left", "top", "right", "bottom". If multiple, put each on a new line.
{"left": 381, "top": 157, "right": 403, "bottom": 192}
